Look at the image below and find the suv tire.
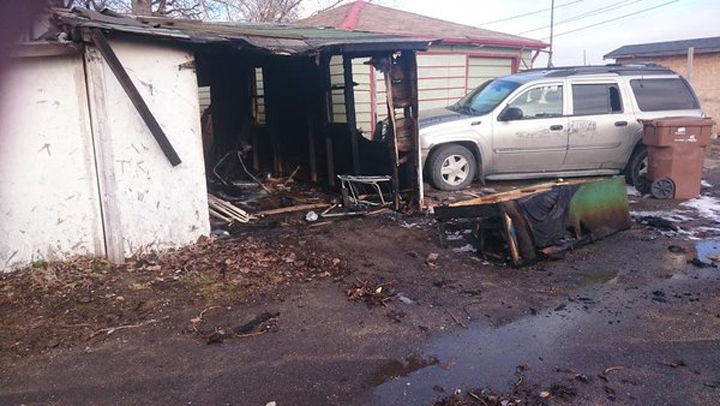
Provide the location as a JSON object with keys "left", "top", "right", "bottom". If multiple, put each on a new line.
{"left": 625, "top": 145, "right": 648, "bottom": 187}
{"left": 428, "top": 144, "right": 476, "bottom": 191}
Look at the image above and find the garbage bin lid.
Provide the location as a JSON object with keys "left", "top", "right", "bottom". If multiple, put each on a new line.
{"left": 640, "top": 116, "right": 715, "bottom": 127}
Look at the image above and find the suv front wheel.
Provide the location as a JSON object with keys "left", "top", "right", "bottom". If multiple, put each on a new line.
{"left": 625, "top": 145, "right": 648, "bottom": 187}
{"left": 427, "top": 144, "right": 477, "bottom": 191}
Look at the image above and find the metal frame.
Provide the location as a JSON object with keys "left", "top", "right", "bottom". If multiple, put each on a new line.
{"left": 338, "top": 175, "right": 392, "bottom": 207}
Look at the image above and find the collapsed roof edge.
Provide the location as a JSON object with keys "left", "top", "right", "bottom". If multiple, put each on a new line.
{"left": 49, "top": 7, "right": 436, "bottom": 57}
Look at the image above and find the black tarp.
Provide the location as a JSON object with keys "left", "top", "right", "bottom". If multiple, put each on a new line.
{"left": 515, "top": 185, "right": 579, "bottom": 248}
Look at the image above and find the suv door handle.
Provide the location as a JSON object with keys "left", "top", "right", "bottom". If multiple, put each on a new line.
{"left": 471, "top": 120, "right": 482, "bottom": 126}
{"left": 549, "top": 125, "right": 564, "bottom": 131}
{"left": 615, "top": 121, "right": 628, "bottom": 127}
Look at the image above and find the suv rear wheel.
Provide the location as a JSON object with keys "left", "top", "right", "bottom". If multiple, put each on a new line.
{"left": 427, "top": 144, "right": 477, "bottom": 191}
{"left": 625, "top": 145, "right": 648, "bottom": 186}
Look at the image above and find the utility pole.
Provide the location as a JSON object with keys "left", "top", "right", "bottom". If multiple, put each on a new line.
{"left": 686, "top": 46, "right": 694, "bottom": 84}
{"left": 547, "top": 0, "right": 555, "bottom": 68}
{"left": 583, "top": 49, "right": 587, "bottom": 66}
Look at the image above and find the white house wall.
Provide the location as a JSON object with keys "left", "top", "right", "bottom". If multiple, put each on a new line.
{"left": 0, "top": 54, "right": 105, "bottom": 270}
{"left": 329, "top": 56, "right": 375, "bottom": 136}
{"left": 198, "top": 85, "right": 211, "bottom": 113}
{"left": 85, "top": 38, "right": 209, "bottom": 260}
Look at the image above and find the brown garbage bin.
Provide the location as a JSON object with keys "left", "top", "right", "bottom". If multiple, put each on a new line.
{"left": 640, "top": 117, "right": 715, "bottom": 199}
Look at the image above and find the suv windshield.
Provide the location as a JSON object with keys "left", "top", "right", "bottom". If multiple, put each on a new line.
{"left": 450, "top": 79, "right": 521, "bottom": 115}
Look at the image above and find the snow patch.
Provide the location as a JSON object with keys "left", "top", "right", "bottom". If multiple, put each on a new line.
{"left": 626, "top": 186, "right": 641, "bottom": 197}
{"left": 681, "top": 196, "right": 720, "bottom": 221}
{"left": 693, "top": 226, "right": 720, "bottom": 235}
{"left": 701, "top": 179, "right": 713, "bottom": 188}
{"left": 452, "top": 244, "right": 477, "bottom": 253}
{"left": 445, "top": 233, "right": 463, "bottom": 241}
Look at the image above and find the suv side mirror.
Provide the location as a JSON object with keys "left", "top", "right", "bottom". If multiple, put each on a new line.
{"left": 499, "top": 106, "right": 523, "bottom": 122}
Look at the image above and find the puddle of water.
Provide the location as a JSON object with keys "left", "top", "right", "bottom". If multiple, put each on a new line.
{"left": 369, "top": 354, "right": 439, "bottom": 386}
{"left": 696, "top": 239, "right": 720, "bottom": 264}
{"left": 579, "top": 269, "right": 619, "bottom": 286}
{"left": 371, "top": 251, "right": 720, "bottom": 405}
{"left": 372, "top": 305, "right": 591, "bottom": 405}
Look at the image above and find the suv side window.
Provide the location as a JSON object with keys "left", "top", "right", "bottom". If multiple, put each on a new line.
{"left": 508, "top": 84, "right": 563, "bottom": 119}
{"left": 630, "top": 78, "right": 699, "bottom": 111}
{"left": 572, "top": 84, "right": 623, "bottom": 115}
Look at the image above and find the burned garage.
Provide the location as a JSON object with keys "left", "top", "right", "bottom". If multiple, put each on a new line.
{"left": 1, "top": 7, "right": 431, "bottom": 269}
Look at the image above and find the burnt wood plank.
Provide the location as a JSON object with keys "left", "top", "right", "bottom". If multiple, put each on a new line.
{"left": 88, "top": 28, "right": 182, "bottom": 166}
{"left": 320, "top": 55, "right": 336, "bottom": 187}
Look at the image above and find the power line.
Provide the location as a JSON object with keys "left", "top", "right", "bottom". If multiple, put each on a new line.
{"left": 479, "top": 0, "right": 586, "bottom": 25}
{"left": 541, "top": 0, "right": 680, "bottom": 40}
{"left": 554, "top": 0, "right": 643, "bottom": 24}
{"left": 516, "top": 0, "right": 645, "bottom": 35}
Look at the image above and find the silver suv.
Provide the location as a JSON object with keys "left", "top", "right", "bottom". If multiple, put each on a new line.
{"left": 419, "top": 64, "right": 704, "bottom": 190}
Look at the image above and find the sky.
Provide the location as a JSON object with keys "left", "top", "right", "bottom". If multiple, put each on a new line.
{"left": 350, "top": 0, "right": 720, "bottom": 67}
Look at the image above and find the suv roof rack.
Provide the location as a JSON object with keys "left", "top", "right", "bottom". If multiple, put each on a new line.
{"left": 519, "top": 63, "right": 675, "bottom": 77}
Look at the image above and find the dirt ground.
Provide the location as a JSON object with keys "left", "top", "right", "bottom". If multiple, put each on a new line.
{"left": 3, "top": 151, "right": 720, "bottom": 405}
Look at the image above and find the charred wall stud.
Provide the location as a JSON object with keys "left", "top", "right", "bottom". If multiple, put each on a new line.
{"left": 376, "top": 52, "right": 421, "bottom": 211}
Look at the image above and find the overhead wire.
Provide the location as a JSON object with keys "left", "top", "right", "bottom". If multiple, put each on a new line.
{"left": 541, "top": 0, "right": 680, "bottom": 40}
{"left": 479, "top": 0, "right": 587, "bottom": 25}
{"left": 515, "top": 0, "right": 645, "bottom": 35}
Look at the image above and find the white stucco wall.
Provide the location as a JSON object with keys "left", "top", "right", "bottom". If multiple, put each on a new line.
{"left": 86, "top": 38, "right": 210, "bottom": 260}
{"left": 0, "top": 38, "right": 210, "bottom": 271}
{"left": 0, "top": 54, "right": 105, "bottom": 270}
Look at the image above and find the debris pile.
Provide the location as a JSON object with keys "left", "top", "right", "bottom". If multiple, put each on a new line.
{"left": 192, "top": 307, "right": 280, "bottom": 345}
{"left": 346, "top": 277, "right": 394, "bottom": 307}
{"left": 635, "top": 215, "right": 678, "bottom": 232}
{"left": 432, "top": 387, "right": 551, "bottom": 406}
{"left": 434, "top": 177, "right": 631, "bottom": 267}
{"left": 208, "top": 151, "right": 395, "bottom": 229}
{"left": 209, "top": 151, "right": 336, "bottom": 225}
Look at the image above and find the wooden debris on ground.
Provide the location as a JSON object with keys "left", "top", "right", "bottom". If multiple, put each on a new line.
{"left": 208, "top": 194, "right": 252, "bottom": 223}
{"left": 446, "top": 309, "right": 468, "bottom": 329}
{"left": 346, "top": 277, "right": 394, "bottom": 307}
{"left": 200, "top": 310, "right": 280, "bottom": 345}
{"left": 256, "top": 202, "right": 330, "bottom": 216}
{"left": 89, "top": 316, "right": 168, "bottom": 340}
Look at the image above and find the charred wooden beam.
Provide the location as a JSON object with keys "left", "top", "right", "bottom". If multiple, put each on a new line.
{"left": 404, "top": 52, "right": 422, "bottom": 209}
{"left": 305, "top": 89, "right": 318, "bottom": 183}
{"left": 88, "top": 28, "right": 181, "bottom": 166}
{"left": 342, "top": 55, "right": 361, "bottom": 175}
{"left": 12, "top": 41, "right": 83, "bottom": 58}
{"left": 320, "top": 55, "right": 336, "bottom": 187}
{"left": 382, "top": 55, "right": 401, "bottom": 211}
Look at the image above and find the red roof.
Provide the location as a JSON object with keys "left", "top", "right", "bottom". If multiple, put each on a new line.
{"left": 298, "top": 1, "right": 547, "bottom": 50}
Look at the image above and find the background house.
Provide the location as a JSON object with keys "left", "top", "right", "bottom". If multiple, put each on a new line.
{"left": 295, "top": 0, "right": 547, "bottom": 134}
{"left": 605, "top": 36, "right": 720, "bottom": 121}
